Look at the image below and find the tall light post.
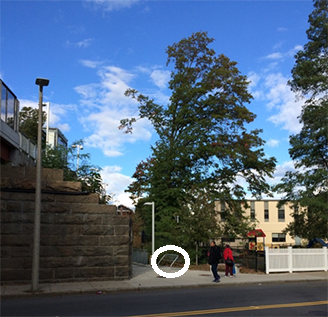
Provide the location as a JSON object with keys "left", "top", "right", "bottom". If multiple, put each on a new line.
{"left": 71, "top": 144, "right": 83, "bottom": 174}
{"left": 144, "top": 202, "right": 155, "bottom": 256}
{"left": 32, "top": 78, "right": 49, "bottom": 291}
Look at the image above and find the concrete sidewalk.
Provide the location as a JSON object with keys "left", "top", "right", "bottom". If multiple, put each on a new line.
{"left": 2, "top": 265, "right": 327, "bottom": 298}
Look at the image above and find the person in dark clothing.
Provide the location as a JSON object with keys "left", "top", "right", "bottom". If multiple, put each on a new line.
{"left": 208, "top": 240, "right": 222, "bottom": 283}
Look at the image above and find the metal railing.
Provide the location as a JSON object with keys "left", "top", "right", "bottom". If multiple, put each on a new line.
{"left": 158, "top": 253, "right": 179, "bottom": 268}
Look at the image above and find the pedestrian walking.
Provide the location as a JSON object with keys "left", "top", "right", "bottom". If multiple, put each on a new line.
{"left": 223, "top": 244, "right": 235, "bottom": 277}
{"left": 208, "top": 240, "right": 222, "bottom": 283}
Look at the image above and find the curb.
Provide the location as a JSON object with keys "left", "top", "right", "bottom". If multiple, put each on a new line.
{"left": 2, "top": 277, "right": 327, "bottom": 300}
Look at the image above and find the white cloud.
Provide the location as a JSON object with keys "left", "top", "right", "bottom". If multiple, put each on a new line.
{"left": 248, "top": 72, "right": 263, "bottom": 98}
{"left": 68, "top": 25, "right": 85, "bottom": 35}
{"left": 273, "top": 41, "right": 284, "bottom": 50}
{"left": 136, "top": 65, "right": 151, "bottom": 74}
{"left": 131, "top": 66, "right": 171, "bottom": 102}
{"left": 66, "top": 38, "right": 93, "bottom": 48}
{"left": 74, "top": 84, "right": 100, "bottom": 102}
{"left": 286, "top": 45, "right": 303, "bottom": 57}
{"left": 76, "top": 38, "right": 93, "bottom": 48}
{"left": 264, "top": 73, "right": 291, "bottom": 108}
{"left": 273, "top": 161, "right": 295, "bottom": 178}
{"left": 266, "top": 52, "right": 284, "bottom": 60}
{"left": 250, "top": 71, "right": 304, "bottom": 134}
{"left": 248, "top": 72, "right": 260, "bottom": 88}
{"left": 57, "top": 123, "right": 70, "bottom": 132}
{"left": 264, "top": 73, "right": 304, "bottom": 133}
{"left": 150, "top": 70, "right": 170, "bottom": 89}
{"left": 19, "top": 99, "right": 38, "bottom": 110}
{"left": 75, "top": 64, "right": 153, "bottom": 157}
{"left": 267, "top": 139, "right": 280, "bottom": 147}
{"left": 85, "top": 0, "right": 141, "bottom": 12}
{"left": 101, "top": 165, "right": 135, "bottom": 208}
{"left": 263, "top": 62, "right": 279, "bottom": 73}
{"left": 98, "top": 66, "right": 136, "bottom": 105}
{"left": 47, "top": 102, "right": 76, "bottom": 131}
{"left": 81, "top": 108, "right": 152, "bottom": 157}
{"left": 264, "top": 45, "right": 302, "bottom": 61}
{"left": 79, "top": 59, "right": 102, "bottom": 68}
{"left": 277, "top": 27, "right": 288, "bottom": 32}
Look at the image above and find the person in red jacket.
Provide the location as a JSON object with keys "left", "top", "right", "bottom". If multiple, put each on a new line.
{"left": 223, "top": 244, "right": 235, "bottom": 277}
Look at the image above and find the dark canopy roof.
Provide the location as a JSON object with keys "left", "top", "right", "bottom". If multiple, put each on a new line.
{"left": 247, "top": 229, "right": 266, "bottom": 237}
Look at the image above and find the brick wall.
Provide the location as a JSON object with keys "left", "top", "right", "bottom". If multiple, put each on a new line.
{"left": 0, "top": 166, "right": 132, "bottom": 284}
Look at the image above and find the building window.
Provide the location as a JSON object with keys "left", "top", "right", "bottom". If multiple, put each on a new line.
{"left": 278, "top": 206, "right": 285, "bottom": 222}
{"left": 250, "top": 201, "right": 255, "bottom": 221}
{"left": 1, "top": 83, "right": 7, "bottom": 122}
{"left": 0, "top": 80, "right": 19, "bottom": 131}
{"left": 264, "top": 201, "right": 269, "bottom": 222}
{"left": 220, "top": 202, "right": 226, "bottom": 222}
{"left": 272, "top": 233, "right": 286, "bottom": 242}
{"left": 7, "top": 92, "right": 15, "bottom": 129}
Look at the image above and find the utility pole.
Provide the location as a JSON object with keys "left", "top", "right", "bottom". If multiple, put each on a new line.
{"left": 32, "top": 78, "right": 49, "bottom": 291}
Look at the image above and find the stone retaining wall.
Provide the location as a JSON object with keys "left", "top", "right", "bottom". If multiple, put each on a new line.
{"left": 0, "top": 166, "right": 132, "bottom": 284}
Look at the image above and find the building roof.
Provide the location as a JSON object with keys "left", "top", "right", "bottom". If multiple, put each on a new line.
{"left": 117, "top": 204, "right": 133, "bottom": 214}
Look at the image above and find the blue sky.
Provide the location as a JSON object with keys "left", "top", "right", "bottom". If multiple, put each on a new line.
{"left": 1, "top": 0, "right": 314, "bottom": 207}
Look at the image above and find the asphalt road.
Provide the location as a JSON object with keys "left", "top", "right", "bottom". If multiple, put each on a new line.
{"left": 2, "top": 281, "right": 327, "bottom": 317}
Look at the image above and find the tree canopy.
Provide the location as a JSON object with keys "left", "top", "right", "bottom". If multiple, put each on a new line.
{"left": 122, "top": 32, "right": 277, "bottom": 251}
{"left": 275, "top": 0, "right": 328, "bottom": 240}
{"left": 289, "top": 0, "right": 328, "bottom": 98}
{"left": 19, "top": 106, "right": 46, "bottom": 144}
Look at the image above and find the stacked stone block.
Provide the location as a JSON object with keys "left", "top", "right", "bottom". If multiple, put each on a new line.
{"left": 1, "top": 166, "right": 132, "bottom": 284}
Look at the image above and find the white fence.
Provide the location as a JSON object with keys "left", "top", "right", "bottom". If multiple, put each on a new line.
{"left": 265, "top": 246, "right": 328, "bottom": 274}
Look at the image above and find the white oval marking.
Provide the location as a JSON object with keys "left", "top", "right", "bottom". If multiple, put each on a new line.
{"left": 151, "top": 245, "right": 190, "bottom": 279}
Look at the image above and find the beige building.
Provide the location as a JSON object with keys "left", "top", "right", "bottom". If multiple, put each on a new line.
{"left": 215, "top": 200, "right": 303, "bottom": 248}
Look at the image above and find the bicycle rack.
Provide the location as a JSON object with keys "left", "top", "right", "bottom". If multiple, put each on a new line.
{"left": 157, "top": 253, "right": 179, "bottom": 268}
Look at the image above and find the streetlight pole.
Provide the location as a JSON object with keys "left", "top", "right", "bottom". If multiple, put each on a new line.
{"left": 144, "top": 202, "right": 155, "bottom": 255}
{"left": 32, "top": 78, "right": 49, "bottom": 291}
{"left": 71, "top": 144, "right": 83, "bottom": 174}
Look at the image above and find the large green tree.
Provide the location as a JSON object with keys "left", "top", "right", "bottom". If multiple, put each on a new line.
{"left": 275, "top": 0, "right": 328, "bottom": 240}
{"left": 176, "top": 188, "right": 222, "bottom": 264}
{"left": 122, "top": 32, "right": 277, "bottom": 250}
{"left": 19, "top": 106, "right": 47, "bottom": 144}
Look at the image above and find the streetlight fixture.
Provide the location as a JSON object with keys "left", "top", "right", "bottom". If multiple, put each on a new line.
{"left": 71, "top": 144, "right": 83, "bottom": 173}
{"left": 144, "top": 202, "right": 155, "bottom": 256}
{"left": 32, "top": 78, "right": 49, "bottom": 291}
